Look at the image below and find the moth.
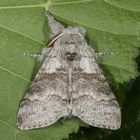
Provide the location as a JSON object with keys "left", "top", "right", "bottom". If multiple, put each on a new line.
{"left": 17, "top": 12, "right": 121, "bottom": 130}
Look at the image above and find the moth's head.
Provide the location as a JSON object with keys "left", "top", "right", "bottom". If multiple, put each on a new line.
{"left": 56, "top": 27, "right": 86, "bottom": 61}
{"left": 63, "top": 26, "right": 86, "bottom": 36}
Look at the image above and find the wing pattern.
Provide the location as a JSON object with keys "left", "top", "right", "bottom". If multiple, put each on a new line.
{"left": 17, "top": 54, "right": 69, "bottom": 130}
{"left": 72, "top": 57, "right": 121, "bottom": 130}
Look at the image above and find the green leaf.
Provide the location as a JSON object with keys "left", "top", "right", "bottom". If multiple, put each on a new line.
{"left": 0, "top": 0, "right": 139, "bottom": 140}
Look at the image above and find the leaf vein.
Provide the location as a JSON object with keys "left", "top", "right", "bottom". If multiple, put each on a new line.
{"left": 104, "top": 0, "right": 140, "bottom": 12}
{"left": 103, "top": 63, "right": 137, "bottom": 74}
{"left": 0, "top": 119, "right": 32, "bottom": 140}
{"left": 0, "top": 24, "right": 44, "bottom": 45}
{"left": 51, "top": 0, "right": 94, "bottom": 6}
{"left": 0, "top": 4, "right": 45, "bottom": 10}
{"left": 0, "top": 65, "right": 30, "bottom": 82}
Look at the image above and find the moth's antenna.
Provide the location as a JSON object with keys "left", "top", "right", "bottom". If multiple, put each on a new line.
{"left": 47, "top": 31, "right": 86, "bottom": 47}
{"left": 47, "top": 33, "right": 64, "bottom": 47}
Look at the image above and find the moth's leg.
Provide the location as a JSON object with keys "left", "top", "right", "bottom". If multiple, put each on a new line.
{"left": 45, "top": 11, "right": 65, "bottom": 37}
{"left": 95, "top": 52, "right": 113, "bottom": 59}
{"left": 24, "top": 53, "right": 41, "bottom": 59}
{"left": 88, "top": 46, "right": 113, "bottom": 59}
{"left": 24, "top": 47, "right": 52, "bottom": 62}
{"left": 38, "top": 47, "right": 53, "bottom": 62}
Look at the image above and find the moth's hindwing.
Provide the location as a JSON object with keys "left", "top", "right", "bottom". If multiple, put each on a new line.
{"left": 17, "top": 55, "right": 68, "bottom": 130}
{"left": 72, "top": 56, "right": 121, "bottom": 130}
